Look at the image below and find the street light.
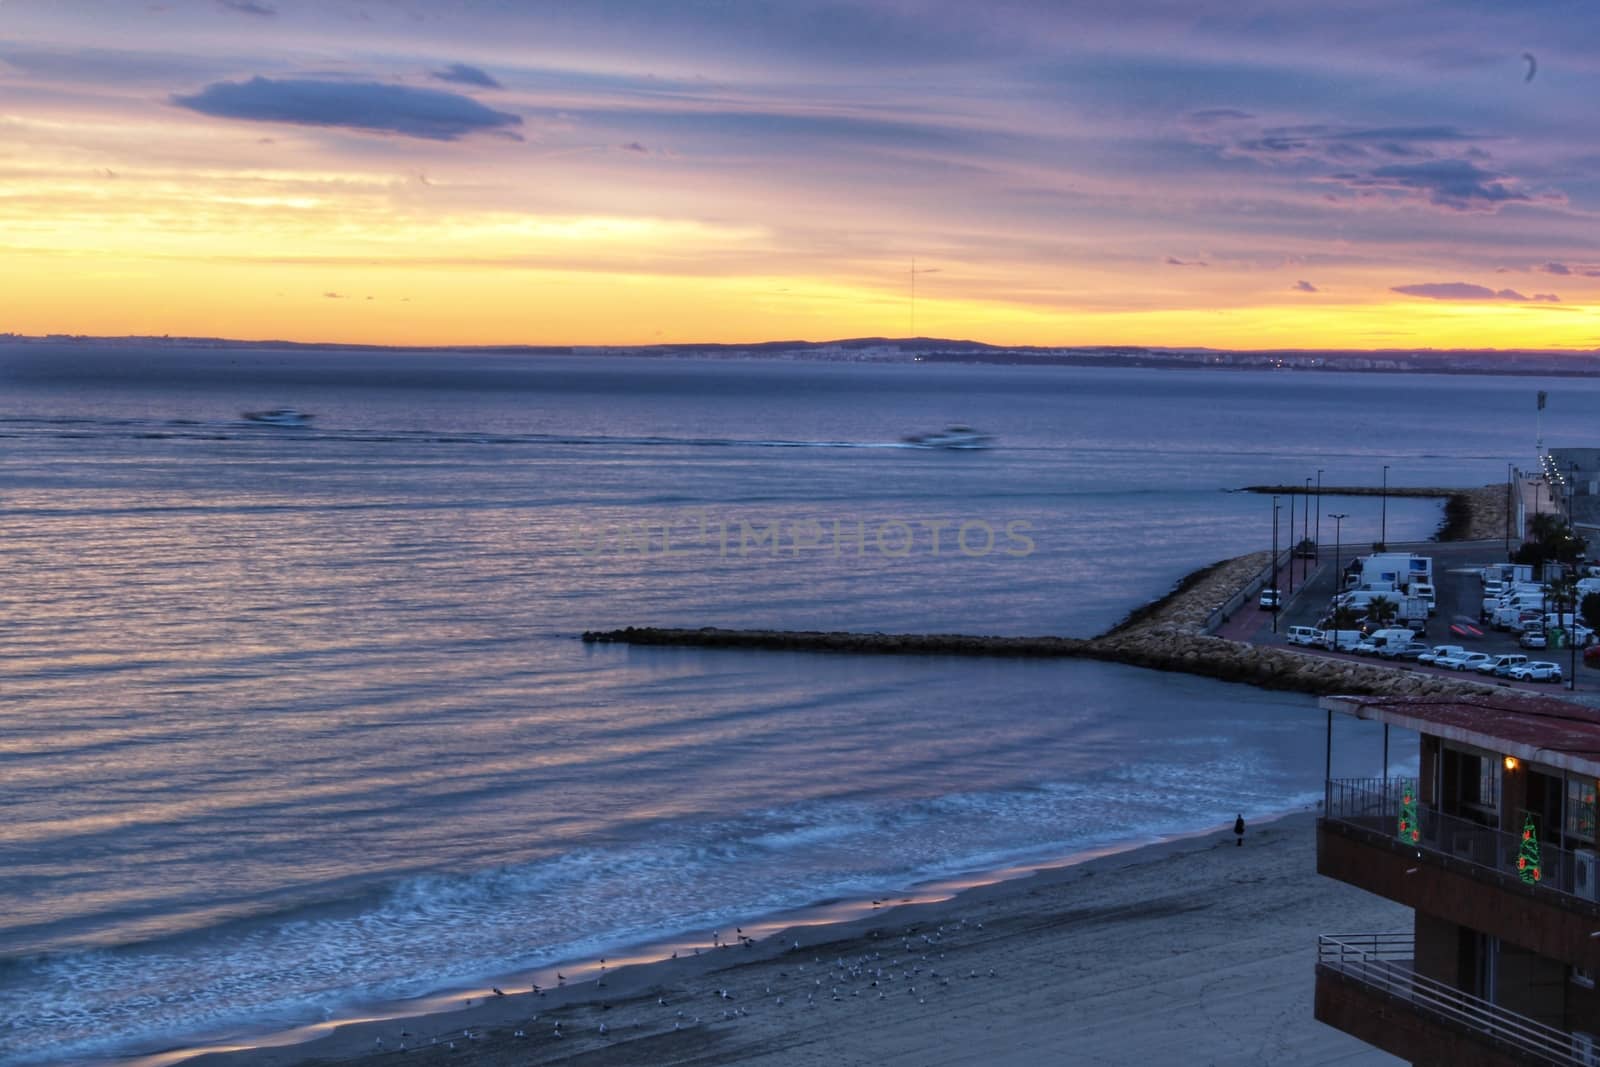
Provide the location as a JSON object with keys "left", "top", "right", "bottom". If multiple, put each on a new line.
{"left": 1506, "top": 462, "right": 1514, "bottom": 557}
{"left": 1380, "top": 465, "right": 1389, "bottom": 549}
{"left": 1315, "top": 468, "right": 1323, "bottom": 561}
{"left": 1330, "top": 513, "right": 1349, "bottom": 605}
{"left": 1272, "top": 496, "right": 1281, "bottom": 634}
{"left": 1303, "top": 476, "right": 1312, "bottom": 582}
{"left": 1287, "top": 487, "right": 1295, "bottom": 596}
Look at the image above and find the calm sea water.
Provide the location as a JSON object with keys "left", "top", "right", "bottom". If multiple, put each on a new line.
{"left": 2, "top": 346, "right": 1591, "bottom": 1064}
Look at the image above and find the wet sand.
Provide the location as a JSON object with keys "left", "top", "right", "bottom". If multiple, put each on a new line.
{"left": 193, "top": 812, "right": 1402, "bottom": 1067}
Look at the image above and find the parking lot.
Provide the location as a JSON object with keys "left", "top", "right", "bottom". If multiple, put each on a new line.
{"left": 1230, "top": 539, "right": 1592, "bottom": 694}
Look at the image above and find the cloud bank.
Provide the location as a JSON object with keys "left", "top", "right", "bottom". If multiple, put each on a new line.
{"left": 1391, "top": 282, "right": 1558, "bottom": 302}
{"left": 431, "top": 63, "right": 501, "bottom": 89}
{"left": 172, "top": 77, "right": 523, "bottom": 141}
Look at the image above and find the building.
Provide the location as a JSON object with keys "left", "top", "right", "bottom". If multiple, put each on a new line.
{"left": 1315, "top": 691, "right": 1600, "bottom": 1065}
{"left": 1547, "top": 448, "right": 1600, "bottom": 539}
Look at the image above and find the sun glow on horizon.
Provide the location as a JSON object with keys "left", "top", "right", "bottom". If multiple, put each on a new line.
{"left": 3, "top": 1, "right": 1599, "bottom": 350}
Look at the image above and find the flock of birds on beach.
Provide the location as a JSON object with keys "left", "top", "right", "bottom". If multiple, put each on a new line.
{"left": 364, "top": 918, "right": 1001, "bottom": 1058}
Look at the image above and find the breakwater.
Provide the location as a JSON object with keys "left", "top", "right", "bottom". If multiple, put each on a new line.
{"left": 583, "top": 544, "right": 1496, "bottom": 698}
{"left": 1242, "top": 483, "right": 1511, "bottom": 542}
{"left": 583, "top": 485, "right": 1511, "bottom": 699}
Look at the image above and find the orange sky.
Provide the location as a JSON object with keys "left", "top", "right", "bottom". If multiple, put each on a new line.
{"left": 3, "top": 1, "right": 1599, "bottom": 349}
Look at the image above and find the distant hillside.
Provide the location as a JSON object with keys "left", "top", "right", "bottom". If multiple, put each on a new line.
{"left": 3, "top": 333, "right": 1598, "bottom": 376}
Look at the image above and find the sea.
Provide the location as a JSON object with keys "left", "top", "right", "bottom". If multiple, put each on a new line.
{"left": 2, "top": 344, "right": 1593, "bottom": 1065}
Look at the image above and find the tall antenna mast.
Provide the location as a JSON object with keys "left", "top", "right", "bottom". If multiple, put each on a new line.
{"left": 910, "top": 257, "right": 916, "bottom": 338}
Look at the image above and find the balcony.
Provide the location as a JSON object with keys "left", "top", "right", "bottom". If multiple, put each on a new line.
{"left": 1321, "top": 778, "right": 1600, "bottom": 969}
{"left": 1316, "top": 933, "right": 1589, "bottom": 1066}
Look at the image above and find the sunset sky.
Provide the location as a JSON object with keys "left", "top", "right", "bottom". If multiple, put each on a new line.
{"left": 5, "top": 0, "right": 1600, "bottom": 348}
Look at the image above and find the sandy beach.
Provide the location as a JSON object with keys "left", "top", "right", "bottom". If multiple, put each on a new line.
{"left": 192, "top": 813, "right": 1402, "bottom": 1067}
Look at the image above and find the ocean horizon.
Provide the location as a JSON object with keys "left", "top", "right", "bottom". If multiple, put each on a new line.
{"left": 3, "top": 346, "right": 1592, "bottom": 1065}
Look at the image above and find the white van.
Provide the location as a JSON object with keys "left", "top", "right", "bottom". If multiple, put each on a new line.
{"left": 1285, "top": 626, "right": 1325, "bottom": 647}
{"left": 1320, "top": 629, "right": 1364, "bottom": 652}
{"left": 1366, "top": 628, "right": 1416, "bottom": 652}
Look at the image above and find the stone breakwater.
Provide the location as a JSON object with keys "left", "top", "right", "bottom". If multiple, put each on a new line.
{"left": 583, "top": 548, "right": 1497, "bottom": 698}
{"left": 1243, "top": 483, "right": 1511, "bottom": 542}
{"left": 583, "top": 484, "right": 1512, "bottom": 698}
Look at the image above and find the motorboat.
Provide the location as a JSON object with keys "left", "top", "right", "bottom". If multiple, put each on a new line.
{"left": 242, "top": 408, "right": 313, "bottom": 427}
{"left": 901, "top": 425, "right": 993, "bottom": 450}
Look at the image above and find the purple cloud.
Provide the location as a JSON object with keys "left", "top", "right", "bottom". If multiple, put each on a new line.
{"left": 1292, "top": 280, "right": 1318, "bottom": 292}
{"left": 1391, "top": 282, "right": 1558, "bottom": 302}
{"left": 216, "top": 0, "right": 275, "bottom": 15}
{"left": 1540, "top": 261, "right": 1571, "bottom": 275}
{"left": 173, "top": 77, "right": 523, "bottom": 141}
{"left": 1346, "top": 159, "right": 1532, "bottom": 212}
{"left": 619, "top": 141, "right": 648, "bottom": 153}
{"left": 431, "top": 63, "right": 501, "bottom": 90}
{"left": 1164, "top": 256, "right": 1207, "bottom": 267}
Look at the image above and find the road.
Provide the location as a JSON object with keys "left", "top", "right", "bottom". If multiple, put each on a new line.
{"left": 1222, "top": 539, "right": 1592, "bottom": 696}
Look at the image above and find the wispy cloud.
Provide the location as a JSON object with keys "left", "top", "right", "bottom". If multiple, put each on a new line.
{"left": 431, "top": 63, "right": 501, "bottom": 90}
{"left": 1391, "top": 282, "right": 1559, "bottom": 302}
{"left": 172, "top": 77, "right": 523, "bottom": 141}
{"left": 216, "top": 0, "right": 276, "bottom": 16}
{"left": 1339, "top": 160, "right": 1541, "bottom": 213}
{"left": 1292, "top": 280, "right": 1317, "bottom": 292}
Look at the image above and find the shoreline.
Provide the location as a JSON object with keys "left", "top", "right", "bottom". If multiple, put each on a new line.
{"left": 1240, "top": 483, "right": 1510, "bottom": 543}
{"left": 92, "top": 494, "right": 1510, "bottom": 1066}
{"left": 178, "top": 810, "right": 1403, "bottom": 1067}
{"left": 128, "top": 809, "right": 1300, "bottom": 1066}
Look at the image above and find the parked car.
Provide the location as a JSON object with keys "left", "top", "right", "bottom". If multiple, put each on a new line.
{"left": 1520, "top": 630, "right": 1548, "bottom": 650}
{"left": 1285, "top": 625, "right": 1325, "bottom": 647}
{"left": 1418, "top": 645, "right": 1465, "bottom": 665}
{"left": 1388, "top": 641, "right": 1432, "bottom": 661}
{"left": 1352, "top": 639, "right": 1380, "bottom": 655}
{"left": 1477, "top": 654, "right": 1528, "bottom": 677}
{"left": 1441, "top": 651, "right": 1492, "bottom": 672}
{"left": 1319, "top": 629, "right": 1365, "bottom": 652}
{"left": 1508, "top": 661, "right": 1564, "bottom": 683}
{"left": 1259, "top": 588, "right": 1282, "bottom": 611}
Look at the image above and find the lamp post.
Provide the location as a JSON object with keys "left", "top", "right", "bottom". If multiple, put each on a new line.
{"left": 1272, "top": 496, "right": 1281, "bottom": 634}
{"left": 1303, "top": 476, "right": 1313, "bottom": 582}
{"left": 1330, "top": 513, "right": 1349, "bottom": 605}
{"left": 1287, "top": 487, "right": 1295, "bottom": 596}
{"left": 1570, "top": 563, "right": 1580, "bottom": 692}
{"left": 1380, "top": 465, "right": 1389, "bottom": 549}
{"left": 1315, "top": 468, "right": 1323, "bottom": 561}
{"left": 1506, "top": 462, "right": 1514, "bottom": 557}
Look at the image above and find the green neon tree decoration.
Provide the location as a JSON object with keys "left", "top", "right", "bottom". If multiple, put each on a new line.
{"left": 1518, "top": 812, "right": 1542, "bottom": 885}
{"left": 1397, "top": 780, "right": 1420, "bottom": 845}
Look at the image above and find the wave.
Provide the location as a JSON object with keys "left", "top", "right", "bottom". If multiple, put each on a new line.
{"left": 0, "top": 771, "right": 1306, "bottom": 1065}
{"left": 0, "top": 414, "right": 987, "bottom": 454}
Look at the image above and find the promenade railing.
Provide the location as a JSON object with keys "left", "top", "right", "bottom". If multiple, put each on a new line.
{"left": 1324, "top": 776, "right": 1599, "bottom": 903}
{"left": 1318, "top": 933, "right": 1586, "bottom": 1065}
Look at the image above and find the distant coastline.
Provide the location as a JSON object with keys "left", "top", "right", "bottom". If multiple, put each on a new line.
{"left": 4, "top": 332, "right": 1599, "bottom": 377}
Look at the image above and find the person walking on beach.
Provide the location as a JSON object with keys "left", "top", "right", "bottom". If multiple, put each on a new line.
{"left": 1233, "top": 814, "right": 1245, "bottom": 846}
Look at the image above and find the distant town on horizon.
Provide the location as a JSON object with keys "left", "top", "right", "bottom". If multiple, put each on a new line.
{"left": 7, "top": 332, "right": 1600, "bottom": 377}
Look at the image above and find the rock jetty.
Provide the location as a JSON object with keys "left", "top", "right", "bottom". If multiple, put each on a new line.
{"left": 584, "top": 485, "right": 1508, "bottom": 699}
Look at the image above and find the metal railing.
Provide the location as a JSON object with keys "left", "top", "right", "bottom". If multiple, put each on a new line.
{"left": 1318, "top": 933, "right": 1588, "bottom": 1065}
{"left": 1324, "top": 777, "right": 1600, "bottom": 904}
{"left": 1203, "top": 548, "right": 1293, "bottom": 634}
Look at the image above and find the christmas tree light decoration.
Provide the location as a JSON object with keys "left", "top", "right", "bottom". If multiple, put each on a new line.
{"left": 1518, "top": 813, "right": 1542, "bottom": 885}
{"left": 1397, "top": 780, "right": 1420, "bottom": 845}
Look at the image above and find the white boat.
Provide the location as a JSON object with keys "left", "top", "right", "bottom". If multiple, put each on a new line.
{"left": 242, "top": 408, "right": 313, "bottom": 427}
{"left": 901, "top": 425, "right": 993, "bottom": 450}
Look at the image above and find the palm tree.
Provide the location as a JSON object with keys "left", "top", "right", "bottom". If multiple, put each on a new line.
{"left": 1367, "top": 595, "right": 1399, "bottom": 628}
{"left": 1329, "top": 604, "right": 1363, "bottom": 631}
{"left": 1546, "top": 574, "right": 1579, "bottom": 621}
